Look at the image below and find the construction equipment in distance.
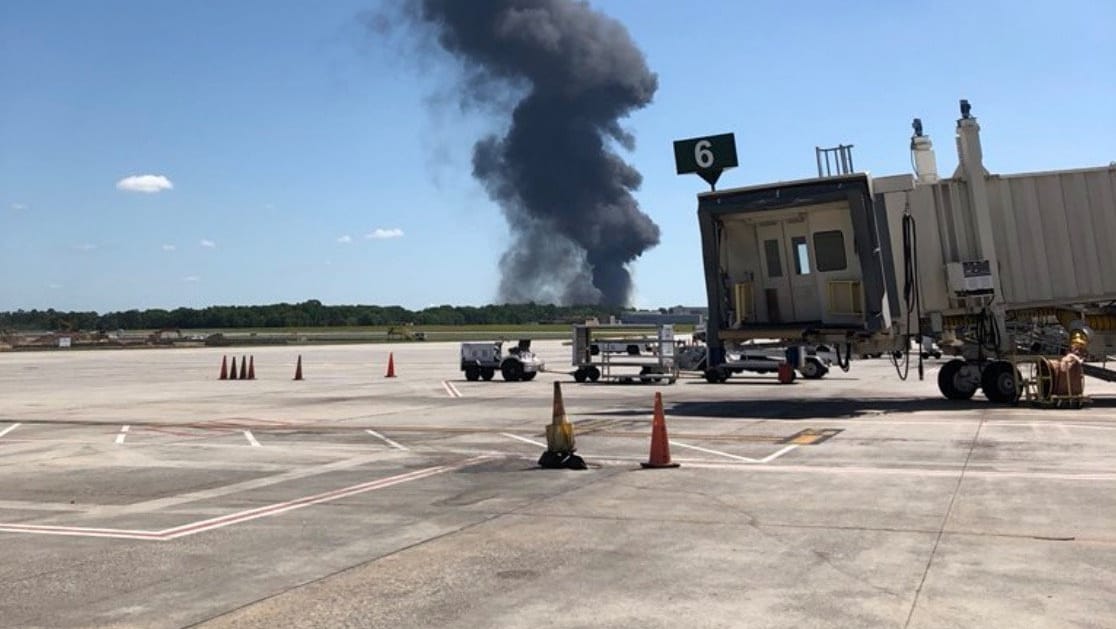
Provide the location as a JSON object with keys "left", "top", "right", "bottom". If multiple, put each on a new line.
{"left": 685, "top": 99, "right": 1116, "bottom": 404}
{"left": 460, "top": 340, "right": 545, "bottom": 382}
{"left": 571, "top": 323, "right": 679, "bottom": 384}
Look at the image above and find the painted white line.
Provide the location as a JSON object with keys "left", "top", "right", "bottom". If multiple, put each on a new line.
{"left": 501, "top": 432, "right": 546, "bottom": 448}
{"left": 759, "top": 444, "right": 799, "bottom": 463}
{"left": 0, "top": 456, "right": 492, "bottom": 541}
{"left": 670, "top": 440, "right": 758, "bottom": 462}
{"left": 0, "top": 523, "right": 160, "bottom": 541}
{"left": 243, "top": 430, "right": 261, "bottom": 447}
{"left": 441, "top": 380, "right": 462, "bottom": 398}
{"left": 365, "top": 429, "right": 408, "bottom": 451}
{"left": 115, "top": 425, "right": 130, "bottom": 445}
{"left": 0, "top": 423, "right": 21, "bottom": 438}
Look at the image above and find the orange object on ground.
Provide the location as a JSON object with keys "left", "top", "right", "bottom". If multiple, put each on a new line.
{"left": 777, "top": 362, "right": 794, "bottom": 384}
{"left": 641, "top": 391, "right": 680, "bottom": 469}
{"left": 239, "top": 355, "right": 248, "bottom": 380}
{"left": 293, "top": 355, "right": 303, "bottom": 381}
{"left": 219, "top": 355, "right": 228, "bottom": 380}
{"left": 385, "top": 353, "right": 396, "bottom": 378}
{"left": 229, "top": 356, "right": 238, "bottom": 381}
{"left": 247, "top": 356, "right": 255, "bottom": 380}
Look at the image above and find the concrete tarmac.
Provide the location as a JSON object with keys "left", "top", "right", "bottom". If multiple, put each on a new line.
{"left": 0, "top": 341, "right": 1114, "bottom": 628}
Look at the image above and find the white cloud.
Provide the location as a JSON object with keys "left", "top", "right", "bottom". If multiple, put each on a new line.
{"left": 115, "top": 174, "right": 174, "bottom": 194}
{"left": 162, "top": 244, "right": 176, "bottom": 252}
{"left": 200, "top": 239, "right": 216, "bottom": 248}
{"left": 47, "top": 283, "right": 62, "bottom": 289}
{"left": 183, "top": 275, "right": 200, "bottom": 282}
{"left": 10, "top": 203, "right": 27, "bottom": 211}
{"left": 365, "top": 228, "right": 404, "bottom": 240}
{"left": 74, "top": 243, "right": 98, "bottom": 252}
{"left": 337, "top": 235, "right": 352, "bottom": 244}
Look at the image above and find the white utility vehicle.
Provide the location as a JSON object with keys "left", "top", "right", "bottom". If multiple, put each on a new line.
{"left": 459, "top": 340, "right": 545, "bottom": 382}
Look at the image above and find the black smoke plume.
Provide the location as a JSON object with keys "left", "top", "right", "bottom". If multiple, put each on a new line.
{"left": 405, "top": 0, "right": 660, "bottom": 306}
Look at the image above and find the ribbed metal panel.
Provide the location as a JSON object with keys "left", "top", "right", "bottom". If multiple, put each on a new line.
{"left": 988, "top": 167, "right": 1116, "bottom": 305}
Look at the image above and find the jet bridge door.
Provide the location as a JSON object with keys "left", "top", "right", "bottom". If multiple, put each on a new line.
{"left": 756, "top": 218, "right": 822, "bottom": 323}
{"left": 784, "top": 217, "right": 822, "bottom": 322}
{"left": 756, "top": 221, "right": 793, "bottom": 323}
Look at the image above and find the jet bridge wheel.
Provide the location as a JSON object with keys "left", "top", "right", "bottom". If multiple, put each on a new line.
{"left": 938, "top": 359, "right": 980, "bottom": 400}
{"left": 981, "top": 360, "right": 1022, "bottom": 404}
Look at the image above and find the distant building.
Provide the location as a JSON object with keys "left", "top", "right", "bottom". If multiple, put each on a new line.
{"left": 619, "top": 306, "right": 707, "bottom": 326}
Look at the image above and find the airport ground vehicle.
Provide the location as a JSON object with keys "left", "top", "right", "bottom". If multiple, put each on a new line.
{"left": 571, "top": 323, "right": 678, "bottom": 384}
{"left": 686, "top": 100, "right": 1116, "bottom": 403}
{"left": 677, "top": 342, "right": 833, "bottom": 380}
{"left": 459, "top": 340, "right": 544, "bottom": 382}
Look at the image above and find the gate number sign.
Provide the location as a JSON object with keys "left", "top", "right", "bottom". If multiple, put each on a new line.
{"left": 672, "top": 133, "right": 737, "bottom": 189}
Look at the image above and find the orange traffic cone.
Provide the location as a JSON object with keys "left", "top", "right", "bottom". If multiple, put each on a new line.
{"left": 247, "top": 356, "right": 255, "bottom": 380}
{"left": 228, "top": 356, "right": 239, "bottom": 380}
{"left": 385, "top": 353, "right": 396, "bottom": 378}
{"left": 539, "top": 382, "right": 586, "bottom": 470}
{"left": 641, "top": 392, "right": 679, "bottom": 469}
{"left": 239, "top": 355, "right": 248, "bottom": 380}
{"left": 219, "top": 355, "right": 228, "bottom": 380}
{"left": 293, "top": 355, "right": 303, "bottom": 381}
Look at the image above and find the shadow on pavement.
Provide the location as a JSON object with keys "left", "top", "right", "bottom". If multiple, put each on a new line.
{"left": 592, "top": 396, "right": 1116, "bottom": 421}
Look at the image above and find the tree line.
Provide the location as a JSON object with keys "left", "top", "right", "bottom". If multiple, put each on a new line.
{"left": 0, "top": 301, "right": 624, "bottom": 331}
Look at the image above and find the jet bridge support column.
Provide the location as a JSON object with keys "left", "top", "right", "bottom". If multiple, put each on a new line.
{"left": 953, "top": 100, "right": 1010, "bottom": 353}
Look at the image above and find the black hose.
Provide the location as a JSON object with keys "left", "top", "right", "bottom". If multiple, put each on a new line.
{"left": 893, "top": 211, "right": 924, "bottom": 381}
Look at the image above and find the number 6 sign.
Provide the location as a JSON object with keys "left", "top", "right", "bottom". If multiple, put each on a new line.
{"left": 673, "top": 133, "right": 737, "bottom": 189}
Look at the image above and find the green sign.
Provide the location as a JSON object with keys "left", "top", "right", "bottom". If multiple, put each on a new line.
{"left": 673, "top": 133, "right": 738, "bottom": 175}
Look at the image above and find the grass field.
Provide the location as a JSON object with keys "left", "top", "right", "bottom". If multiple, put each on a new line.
{"left": 4, "top": 323, "right": 696, "bottom": 350}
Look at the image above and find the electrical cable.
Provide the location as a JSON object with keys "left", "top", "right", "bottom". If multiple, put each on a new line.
{"left": 892, "top": 200, "right": 925, "bottom": 381}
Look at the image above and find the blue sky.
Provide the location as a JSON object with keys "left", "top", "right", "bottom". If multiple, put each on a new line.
{"left": 2, "top": 0, "right": 1113, "bottom": 313}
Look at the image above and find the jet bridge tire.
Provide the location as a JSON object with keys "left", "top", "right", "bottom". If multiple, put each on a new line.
{"left": 464, "top": 366, "right": 480, "bottom": 382}
{"left": 939, "top": 359, "right": 979, "bottom": 400}
{"left": 481, "top": 368, "right": 495, "bottom": 381}
{"left": 981, "top": 361, "right": 1022, "bottom": 404}
{"left": 501, "top": 359, "right": 524, "bottom": 382}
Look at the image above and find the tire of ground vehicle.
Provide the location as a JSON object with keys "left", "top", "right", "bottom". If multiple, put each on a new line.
{"left": 981, "top": 360, "right": 1021, "bottom": 403}
{"left": 464, "top": 366, "right": 480, "bottom": 381}
{"left": 501, "top": 359, "right": 524, "bottom": 382}
{"left": 938, "top": 359, "right": 979, "bottom": 400}
{"left": 521, "top": 371, "right": 537, "bottom": 381}
{"left": 639, "top": 366, "right": 653, "bottom": 383}
{"left": 574, "top": 368, "right": 587, "bottom": 383}
{"left": 587, "top": 366, "right": 601, "bottom": 382}
{"left": 799, "top": 357, "right": 828, "bottom": 379}
{"left": 703, "top": 367, "right": 730, "bottom": 383}
{"left": 481, "top": 367, "right": 495, "bottom": 381}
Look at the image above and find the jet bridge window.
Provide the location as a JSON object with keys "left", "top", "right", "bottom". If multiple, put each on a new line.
{"left": 763, "top": 239, "right": 783, "bottom": 278}
{"left": 792, "top": 236, "right": 810, "bottom": 275}
{"left": 813, "top": 230, "right": 847, "bottom": 272}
